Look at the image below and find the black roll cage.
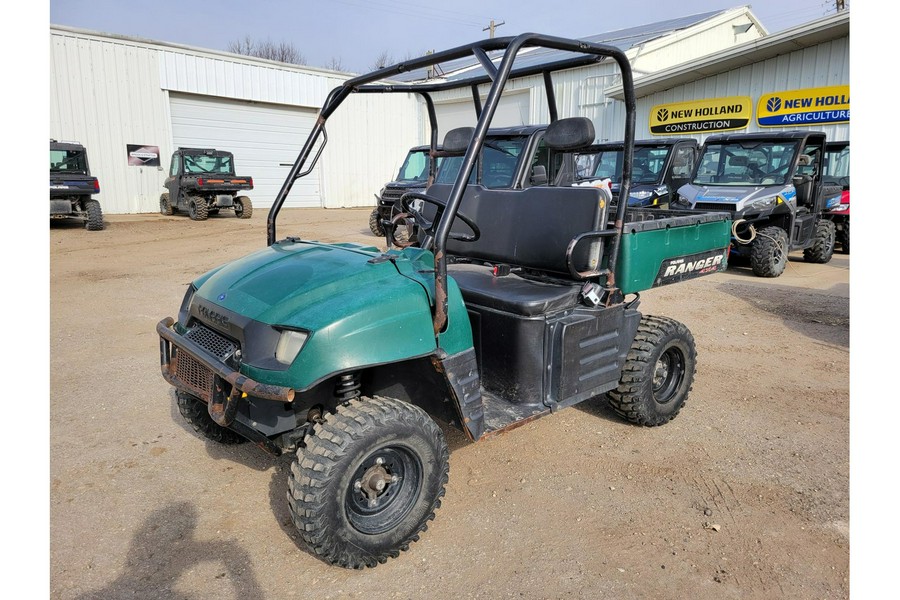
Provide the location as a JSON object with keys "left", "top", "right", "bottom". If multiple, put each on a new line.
{"left": 267, "top": 33, "right": 637, "bottom": 336}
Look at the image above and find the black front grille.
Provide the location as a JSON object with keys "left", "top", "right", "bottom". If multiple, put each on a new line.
{"left": 185, "top": 325, "right": 237, "bottom": 360}
{"left": 381, "top": 186, "right": 407, "bottom": 203}
{"left": 174, "top": 350, "right": 214, "bottom": 401}
{"left": 693, "top": 203, "right": 736, "bottom": 213}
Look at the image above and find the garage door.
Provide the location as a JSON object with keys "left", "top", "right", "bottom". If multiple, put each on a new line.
{"left": 434, "top": 91, "right": 530, "bottom": 134}
{"left": 169, "top": 93, "right": 321, "bottom": 208}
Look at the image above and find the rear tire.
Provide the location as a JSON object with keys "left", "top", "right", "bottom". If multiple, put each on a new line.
{"left": 84, "top": 199, "right": 104, "bottom": 231}
{"left": 234, "top": 195, "right": 253, "bottom": 219}
{"left": 188, "top": 196, "right": 208, "bottom": 221}
{"left": 369, "top": 208, "right": 385, "bottom": 236}
{"left": 750, "top": 226, "right": 788, "bottom": 277}
{"left": 176, "top": 392, "right": 246, "bottom": 445}
{"left": 160, "top": 193, "right": 173, "bottom": 216}
{"left": 838, "top": 220, "right": 849, "bottom": 254}
{"left": 803, "top": 219, "right": 836, "bottom": 264}
{"left": 287, "top": 396, "right": 449, "bottom": 569}
{"left": 608, "top": 315, "right": 696, "bottom": 426}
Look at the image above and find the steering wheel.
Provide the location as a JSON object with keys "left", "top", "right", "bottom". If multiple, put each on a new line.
{"left": 765, "top": 164, "right": 790, "bottom": 180}
{"left": 397, "top": 192, "right": 480, "bottom": 249}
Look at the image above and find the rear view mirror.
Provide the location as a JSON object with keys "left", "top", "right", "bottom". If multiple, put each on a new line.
{"left": 531, "top": 165, "right": 548, "bottom": 186}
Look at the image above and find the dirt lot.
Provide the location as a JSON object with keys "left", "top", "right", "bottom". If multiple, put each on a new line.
{"left": 49, "top": 208, "right": 849, "bottom": 599}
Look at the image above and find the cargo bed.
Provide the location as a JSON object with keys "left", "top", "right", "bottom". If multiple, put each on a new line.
{"left": 614, "top": 208, "right": 732, "bottom": 294}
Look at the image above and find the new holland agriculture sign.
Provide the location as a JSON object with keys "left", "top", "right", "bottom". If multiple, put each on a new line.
{"left": 757, "top": 85, "right": 850, "bottom": 127}
{"left": 649, "top": 97, "right": 751, "bottom": 135}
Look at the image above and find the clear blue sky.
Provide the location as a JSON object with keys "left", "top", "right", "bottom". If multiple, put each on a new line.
{"left": 49, "top": 0, "right": 844, "bottom": 73}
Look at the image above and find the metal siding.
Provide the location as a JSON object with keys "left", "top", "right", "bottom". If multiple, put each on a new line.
{"left": 323, "top": 93, "right": 422, "bottom": 208}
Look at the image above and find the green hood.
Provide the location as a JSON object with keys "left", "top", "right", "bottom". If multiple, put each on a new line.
{"left": 190, "top": 240, "right": 473, "bottom": 391}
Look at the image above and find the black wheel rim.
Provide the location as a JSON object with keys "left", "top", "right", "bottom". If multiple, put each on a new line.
{"left": 652, "top": 345, "right": 685, "bottom": 404}
{"left": 773, "top": 235, "right": 787, "bottom": 266}
{"left": 235, "top": 202, "right": 243, "bottom": 217}
{"left": 189, "top": 202, "right": 197, "bottom": 218}
{"left": 345, "top": 445, "right": 422, "bottom": 535}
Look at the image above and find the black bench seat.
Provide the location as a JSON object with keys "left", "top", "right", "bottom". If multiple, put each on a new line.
{"left": 448, "top": 263, "right": 582, "bottom": 317}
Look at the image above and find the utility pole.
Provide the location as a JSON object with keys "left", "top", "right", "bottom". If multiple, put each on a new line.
{"left": 483, "top": 19, "right": 505, "bottom": 38}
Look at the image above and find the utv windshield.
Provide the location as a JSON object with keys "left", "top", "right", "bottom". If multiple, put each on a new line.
{"left": 575, "top": 146, "right": 671, "bottom": 184}
{"left": 50, "top": 149, "right": 87, "bottom": 174}
{"left": 396, "top": 149, "right": 438, "bottom": 182}
{"left": 434, "top": 136, "right": 528, "bottom": 189}
{"left": 692, "top": 141, "right": 799, "bottom": 186}
{"left": 823, "top": 144, "right": 850, "bottom": 188}
{"left": 183, "top": 153, "right": 234, "bottom": 174}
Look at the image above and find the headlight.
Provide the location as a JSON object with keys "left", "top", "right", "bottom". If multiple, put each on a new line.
{"left": 275, "top": 329, "right": 309, "bottom": 365}
{"left": 629, "top": 190, "right": 653, "bottom": 200}
{"left": 178, "top": 284, "right": 197, "bottom": 326}
{"left": 747, "top": 195, "right": 778, "bottom": 211}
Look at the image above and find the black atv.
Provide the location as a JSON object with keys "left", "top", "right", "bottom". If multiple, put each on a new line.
{"left": 677, "top": 131, "right": 843, "bottom": 277}
{"left": 50, "top": 139, "right": 103, "bottom": 231}
{"left": 161, "top": 148, "right": 254, "bottom": 220}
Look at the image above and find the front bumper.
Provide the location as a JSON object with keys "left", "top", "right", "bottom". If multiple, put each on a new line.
{"left": 157, "top": 317, "right": 295, "bottom": 426}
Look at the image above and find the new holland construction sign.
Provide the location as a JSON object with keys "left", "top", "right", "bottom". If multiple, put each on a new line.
{"left": 649, "top": 97, "right": 752, "bottom": 135}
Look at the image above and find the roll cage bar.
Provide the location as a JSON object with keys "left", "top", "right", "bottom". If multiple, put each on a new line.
{"left": 267, "top": 33, "right": 637, "bottom": 336}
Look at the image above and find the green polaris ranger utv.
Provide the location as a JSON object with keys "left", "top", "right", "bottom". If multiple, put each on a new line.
{"left": 157, "top": 34, "right": 732, "bottom": 569}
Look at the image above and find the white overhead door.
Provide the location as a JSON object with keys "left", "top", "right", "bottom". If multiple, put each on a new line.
{"left": 434, "top": 91, "right": 531, "bottom": 134}
{"left": 169, "top": 93, "right": 321, "bottom": 208}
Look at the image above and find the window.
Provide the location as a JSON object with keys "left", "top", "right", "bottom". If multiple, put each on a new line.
{"left": 692, "top": 141, "right": 800, "bottom": 186}
{"left": 50, "top": 149, "right": 87, "bottom": 174}
{"left": 396, "top": 150, "right": 430, "bottom": 182}
{"left": 182, "top": 153, "right": 234, "bottom": 174}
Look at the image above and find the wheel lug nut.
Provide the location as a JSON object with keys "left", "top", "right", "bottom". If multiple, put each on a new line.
{"left": 391, "top": 475, "right": 399, "bottom": 483}
{"left": 375, "top": 457, "right": 384, "bottom": 465}
{"left": 354, "top": 480, "right": 362, "bottom": 490}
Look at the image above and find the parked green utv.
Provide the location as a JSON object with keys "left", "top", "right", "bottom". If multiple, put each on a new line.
{"left": 157, "top": 34, "right": 732, "bottom": 569}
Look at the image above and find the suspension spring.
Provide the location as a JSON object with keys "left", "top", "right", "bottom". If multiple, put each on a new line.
{"left": 335, "top": 372, "right": 361, "bottom": 402}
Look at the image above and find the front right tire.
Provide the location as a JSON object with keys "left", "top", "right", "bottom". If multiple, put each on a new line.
{"left": 803, "top": 219, "right": 836, "bottom": 264}
{"left": 287, "top": 396, "right": 449, "bottom": 569}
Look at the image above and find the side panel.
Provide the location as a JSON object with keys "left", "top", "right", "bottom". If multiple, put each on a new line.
{"left": 616, "top": 211, "right": 732, "bottom": 294}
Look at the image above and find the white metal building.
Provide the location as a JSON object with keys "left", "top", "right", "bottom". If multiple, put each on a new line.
{"left": 49, "top": 25, "right": 420, "bottom": 214}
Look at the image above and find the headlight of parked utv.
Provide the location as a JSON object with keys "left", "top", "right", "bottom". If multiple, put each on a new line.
{"left": 178, "top": 284, "right": 197, "bottom": 327}
{"left": 747, "top": 195, "right": 779, "bottom": 211}
{"left": 629, "top": 190, "right": 653, "bottom": 200}
{"left": 275, "top": 328, "right": 309, "bottom": 365}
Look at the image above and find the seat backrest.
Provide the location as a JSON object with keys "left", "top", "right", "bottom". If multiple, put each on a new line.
{"left": 428, "top": 183, "right": 606, "bottom": 276}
